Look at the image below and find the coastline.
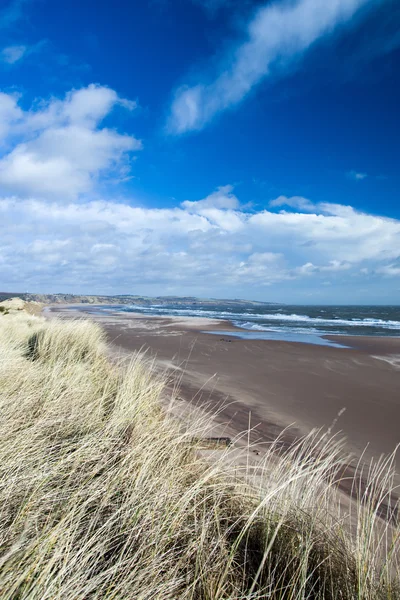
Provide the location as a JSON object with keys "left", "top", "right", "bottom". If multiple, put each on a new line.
{"left": 46, "top": 304, "right": 400, "bottom": 473}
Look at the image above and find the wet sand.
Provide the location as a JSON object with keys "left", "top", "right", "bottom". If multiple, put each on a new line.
{"left": 47, "top": 304, "right": 400, "bottom": 471}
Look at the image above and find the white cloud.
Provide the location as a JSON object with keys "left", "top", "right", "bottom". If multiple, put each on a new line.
{"left": 0, "top": 91, "right": 22, "bottom": 140}
{"left": 269, "top": 195, "right": 317, "bottom": 212}
{"left": 297, "top": 260, "right": 351, "bottom": 275}
{"left": 268, "top": 195, "right": 363, "bottom": 219}
{"left": 1, "top": 44, "right": 26, "bottom": 63}
{"left": 182, "top": 184, "right": 240, "bottom": 210}
{"left": 0, "top": 40, "right": 47, "bottom": 66}
{"left": 0, "top": 84, "right": 141, "bottom": 198}
{"left": 1, "top": 189, "right": 400, "bottom": 297}
{"left": 167, "top": 0, "right": 371, "bottom": 133}
{"left": 234, "top": 252, "right": 287, "bottom": 284}
{"left": 347, "top": 170, "right": 368, "bottom": 180}
{"left": 378, "top": 264, "right": 400, "bottom": 276}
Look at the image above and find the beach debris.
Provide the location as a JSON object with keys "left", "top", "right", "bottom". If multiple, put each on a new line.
{"left": 192, "top": 436, "right": 232, "bottom": 448}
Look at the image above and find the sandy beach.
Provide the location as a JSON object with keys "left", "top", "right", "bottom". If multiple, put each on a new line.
{"left": 47, "top": 304, "right": 400, "bottom": 474}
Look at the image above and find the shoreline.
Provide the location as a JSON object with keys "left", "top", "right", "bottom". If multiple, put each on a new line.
{"left": 47, "top": 302, "right": 400, "bottom": 349}
{"left": 46, "top": 304, "right": 400, "bottom": 469}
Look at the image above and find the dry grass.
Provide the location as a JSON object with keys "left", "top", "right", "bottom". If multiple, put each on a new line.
{"left": 0, "top": 312, "right": 399, "bottom": 599}
{"left": 0, "top": 298, "right": 43, "bottom": 316}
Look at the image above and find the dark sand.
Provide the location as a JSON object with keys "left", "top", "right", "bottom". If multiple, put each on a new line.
{"left": 47, "top": 305, "right": 400, "bottom": 472}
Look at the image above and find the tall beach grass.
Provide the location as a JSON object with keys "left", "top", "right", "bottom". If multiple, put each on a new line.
{"left": 0, "top": 311, "right": 398, "bottom": 599}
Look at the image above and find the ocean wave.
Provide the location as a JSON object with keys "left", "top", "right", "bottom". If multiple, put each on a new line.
{"left": 121, "top": 305, "right": 269, "bottom": 320}
{"left": 119, "top": 305, "right": 400, "bottom": 330}
{"left": 234, "top": 322, "right": 328, "bottom": 335}
{"left": 229, "top": 313, "right": 400, "bottom": 330}
{"left": 254, "top": 314, "right": 400, "bottom": 329}
{"left": 263, "top": 314, "right": 400, "bottom": 329}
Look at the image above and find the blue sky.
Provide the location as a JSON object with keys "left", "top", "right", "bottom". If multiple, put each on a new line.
{"left": 0, "top": 0, "right": 399, "bottom": 303}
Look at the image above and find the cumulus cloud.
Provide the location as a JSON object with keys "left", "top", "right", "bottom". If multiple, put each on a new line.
{"left": 1, "top": 189, "right": 400, "bottom": 295}
{"left": 181, "top": 184, "right": 240, "bottom": 210}
{"left": 0, "top": 84, "right": 141, "bottom": 198}
{"left": 269, "top": 195, "right": 317, "bottom": 212}
{"left": 167, "top": 0, "right": 372, "bottom": 133}
{"left": 296, "top": 260, "right": 351, "bottom": 275}
{"left": 268, "top": 195, "right": 362, "bottom": 219}
{"left": 0, "top": 91, "right": 22, "bottom": 139}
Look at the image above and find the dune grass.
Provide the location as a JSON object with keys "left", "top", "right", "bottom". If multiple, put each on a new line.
{"left": 0, "top": 312, "right": 399, "bottom": 599}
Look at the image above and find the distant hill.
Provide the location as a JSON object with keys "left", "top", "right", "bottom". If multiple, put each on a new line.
{"left": 0, "top": 292, "right": 279, "bottom": 308}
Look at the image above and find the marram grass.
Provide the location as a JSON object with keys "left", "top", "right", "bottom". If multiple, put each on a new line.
{"left": 0, "top": 312, "right": 398, "bottom": 599}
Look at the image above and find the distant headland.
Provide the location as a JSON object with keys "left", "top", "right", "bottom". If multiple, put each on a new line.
{"left": 0, "top": 292, "right": 278, "bottom": 308}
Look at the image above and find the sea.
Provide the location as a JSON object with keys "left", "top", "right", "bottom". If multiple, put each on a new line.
{"left": 93, "top": 302, "right": 400, "bottom": 347}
